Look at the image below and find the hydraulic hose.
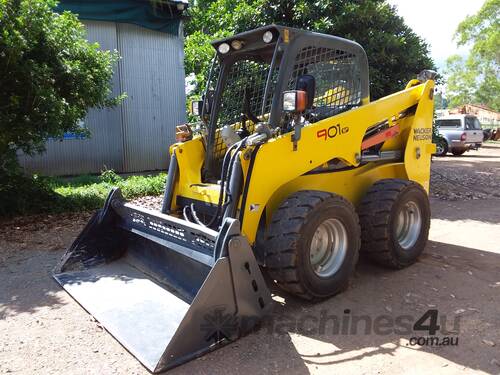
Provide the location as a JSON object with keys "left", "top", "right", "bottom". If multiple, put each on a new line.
{"left": 187, "top": 140, "right": 245, "bottom": 228}
{"left": 208, "top": 139, "right": 246, "bottom": 226}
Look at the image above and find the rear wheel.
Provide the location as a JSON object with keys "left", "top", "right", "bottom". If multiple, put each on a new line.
{"left": 358, "top": 179, "right": 430, "bottom": 268}
{"left": 264, "top": 191, "right": 360, "bottom": 300}
{"left": 452, "top": 149, "right": 466, "bottom": 156}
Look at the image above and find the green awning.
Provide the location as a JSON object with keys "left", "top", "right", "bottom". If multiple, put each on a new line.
{"left": 56, "top": 0, "right": 187, "bottom": 35}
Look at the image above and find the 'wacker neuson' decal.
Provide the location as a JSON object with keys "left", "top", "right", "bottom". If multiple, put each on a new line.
{"left": 413, "top": 127, "right": 432, "bottom": 141}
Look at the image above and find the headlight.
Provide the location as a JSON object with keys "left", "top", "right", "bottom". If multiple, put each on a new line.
{"left": 263, "top": 31, "right": 273, "bottom": 43}
{"left": 218, "top": 43, "right": 230, "bottom": 54}
{"left": 190, "top": 100, "right": 203, "bottom": 116}
{"left": 282, "top": 90, "right": 307, "bottom": 112}
{"left": 283, "top": 91, "right": 297, "bottom": 111}
{"left": 231, "top": 40, "right": 243, "bottom": 50}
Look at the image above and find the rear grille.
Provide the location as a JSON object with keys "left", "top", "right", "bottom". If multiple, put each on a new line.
{"left": 284, "top": 45, "right": 362, "bottom": 124}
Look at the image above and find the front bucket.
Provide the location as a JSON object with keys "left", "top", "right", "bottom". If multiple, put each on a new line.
{"left": 53, "top": 188, "right": 272, "bottom": 373}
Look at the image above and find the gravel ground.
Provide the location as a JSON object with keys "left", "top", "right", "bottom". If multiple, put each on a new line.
{"left": 1, "top": 143, "right": 499, "bottom": 375}
{"left": 430, "top": 143, "right": 500, "bottom": 201}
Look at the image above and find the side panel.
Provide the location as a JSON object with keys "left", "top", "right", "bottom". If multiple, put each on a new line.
{"left": 240, "top": 82, "right": 431, "bottom": 244}
{"left": 171, "top": 138, "right": 221, "bottom": 208}
{"left": 168, "top": 82, "right": 434, "bottom": 247}
{"left": 264, "top": 162, "right": 408, "bottom": 226}
{"left": 404, "top": 80, "right": 435, "bottom": 192}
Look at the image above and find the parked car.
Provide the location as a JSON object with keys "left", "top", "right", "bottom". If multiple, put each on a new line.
{"left": 435, "top": 114, "right": 483, "bottom": 156}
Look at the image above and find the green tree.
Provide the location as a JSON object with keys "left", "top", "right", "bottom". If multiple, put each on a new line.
{"left": 444, "top": 55, "right": 477, "bottom": 108}
{"left": 444, "top": 0, "right": 499, "bottom": 111}
{"left": 184, "top": 0, "right": 435, "bottom": 100}
{"left": 433, "top": 90, "right": 447, "bottom": 110}
{"left": 0, "top": 0, "right": 122, "bottom": 174}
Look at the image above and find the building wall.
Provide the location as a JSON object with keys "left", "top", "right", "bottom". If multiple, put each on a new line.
{"left": 19, "top": 20, "right": 186, "bottom": 176}
{"left": 117, "top": 22, "right": 186, "bottom": 172}
{"left": 448, "top": 104, "right": 500, "bottom": 127}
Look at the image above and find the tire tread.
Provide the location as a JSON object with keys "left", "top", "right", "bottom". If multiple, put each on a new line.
{"left": 266, "top": 190, "right": 359, "bottom": 300}
{"left": 358, "top": 179, "right": 429, "bottom": 268}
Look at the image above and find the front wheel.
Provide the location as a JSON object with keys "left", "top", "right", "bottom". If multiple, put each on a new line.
{"left": 264, "top": 191, "right": 360, "bottom": 300}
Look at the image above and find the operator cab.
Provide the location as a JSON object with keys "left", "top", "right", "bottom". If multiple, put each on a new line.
{"left": 188, "top": 25, "right": 370, "bottom": 179}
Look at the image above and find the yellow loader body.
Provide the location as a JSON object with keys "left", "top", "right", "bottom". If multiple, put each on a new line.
{"left": 171, "top": 79, "right": 435, "bottom": 244}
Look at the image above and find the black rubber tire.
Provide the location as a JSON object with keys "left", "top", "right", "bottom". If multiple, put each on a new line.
{"left": 451, "top": 149, "right": 466, "bottom": 156}
{"left": 358, "top": 179, "right": 430, "bottom": 269}
{"left": 264, "top": 191, "right": 360, "bottom": 300}
{"left": 434, "top": 138, "right": 448, "bottom": 156}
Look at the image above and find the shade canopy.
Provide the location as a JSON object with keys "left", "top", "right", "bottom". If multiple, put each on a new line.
{"left": 57, "top": 0, "right": 187, "bottom": 35}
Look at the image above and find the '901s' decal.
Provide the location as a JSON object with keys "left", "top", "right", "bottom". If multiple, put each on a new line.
{"left": 317, "top": 124, "right": 349, "bottom": 140}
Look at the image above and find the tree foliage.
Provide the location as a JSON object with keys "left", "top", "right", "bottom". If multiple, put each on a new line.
{"left": 433, "top": 90, "right": 447, "bottom": 110}
{"left": 184, "top": 0, "right": 435, "bottom": 101}
{"left": 0, "top": 0, "right": 122, "bottom": 173}
{"left": 444, "top": 55, "right": 477, "bottom": 107}
{"left": 445, "top": 0, "right": 499, "bottom": 111}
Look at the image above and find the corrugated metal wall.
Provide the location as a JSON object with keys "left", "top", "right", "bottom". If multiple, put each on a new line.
{"left": 19, "top": 20, "right": 186, "bottom": 175}
{"left": 117, "top": 23, "right": 186, "bottom": 171}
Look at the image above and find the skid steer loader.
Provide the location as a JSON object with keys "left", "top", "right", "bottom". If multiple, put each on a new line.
{"left": 54, "top": 25, "right": 436, "bottom": 372}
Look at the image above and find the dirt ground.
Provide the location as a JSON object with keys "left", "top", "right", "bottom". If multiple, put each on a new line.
{"left": 1, "top": 144, "right": 499, "bottom": 375}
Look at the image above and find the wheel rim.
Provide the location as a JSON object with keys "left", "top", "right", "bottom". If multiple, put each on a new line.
{"left": 395, "top": 201, "right": 422, "bottom": 250}
{"left": 436, "top": 142, "right": 444, "bottom": 155}
{"left": 309, "top": 218, "right": 348, "bottom": 277}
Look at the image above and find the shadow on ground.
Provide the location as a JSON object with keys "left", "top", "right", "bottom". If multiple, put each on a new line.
{"left": 170, "top": 238, "right": 499, "bottom": 374}
{"left": 0, "top": 251, "right": 65, "bottom": 319}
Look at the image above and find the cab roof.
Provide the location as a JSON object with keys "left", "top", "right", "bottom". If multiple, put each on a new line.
{"left": 211, "top": 24, "right": 365, "bottom": 56}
